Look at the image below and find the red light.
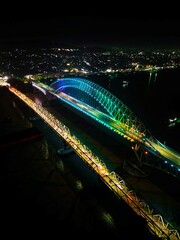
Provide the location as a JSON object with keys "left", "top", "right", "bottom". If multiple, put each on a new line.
{"left": 145, "top": 151, "right": 148, "bottom": 155}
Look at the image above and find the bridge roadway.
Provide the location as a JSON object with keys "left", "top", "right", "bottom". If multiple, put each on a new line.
{"left": 8, "top": 85, "right": 180, "bottom": 240}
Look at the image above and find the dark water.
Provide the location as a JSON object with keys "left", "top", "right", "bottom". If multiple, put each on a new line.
{"left": 86, "top": 68, "right": 180, "bottom": 153}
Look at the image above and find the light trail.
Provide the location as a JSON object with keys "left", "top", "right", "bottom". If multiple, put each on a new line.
{"left": 8, "top": 86, "right": 180, "bottom": 240}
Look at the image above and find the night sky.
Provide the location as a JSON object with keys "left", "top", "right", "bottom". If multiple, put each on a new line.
{"left": 0, "top": 16, "right": 180, "bottom": 48}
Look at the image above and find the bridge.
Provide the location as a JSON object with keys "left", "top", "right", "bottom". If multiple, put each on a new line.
{"left": 3, "top": 77, "right": 180, "bottom": 239}
{"left": 33, "top": 77, "right": 180, "bottom": 179}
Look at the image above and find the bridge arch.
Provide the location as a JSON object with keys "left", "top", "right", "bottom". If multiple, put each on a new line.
{"left": 50, "top": 77, "right": 151, "bottom": 139}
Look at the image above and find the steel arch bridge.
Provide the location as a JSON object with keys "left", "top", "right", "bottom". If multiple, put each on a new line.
{"left": 49, "top": 77, "right": 180, "bottom": 177}
{"left": 50, "top": 77, "right": 151, "bottom": 137}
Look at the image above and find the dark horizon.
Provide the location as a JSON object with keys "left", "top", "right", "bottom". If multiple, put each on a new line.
{"left": 1, "top": 17, "right": 180, "bottom": 49}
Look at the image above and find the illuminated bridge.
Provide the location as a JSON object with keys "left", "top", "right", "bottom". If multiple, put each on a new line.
{"left": 33, "top": 77, "right": 180, "bottom": 179}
